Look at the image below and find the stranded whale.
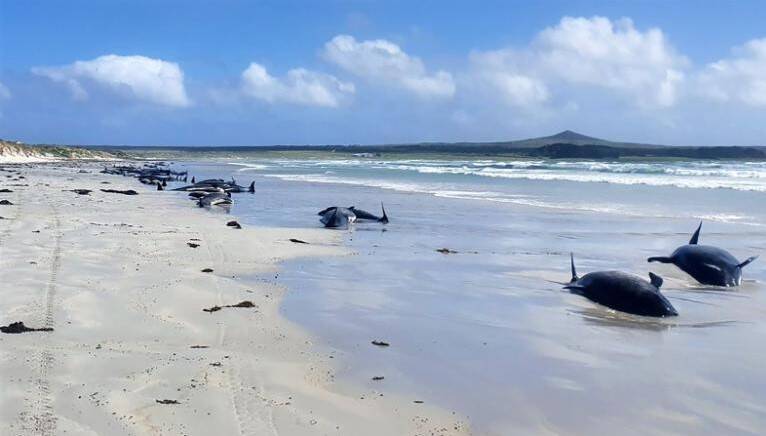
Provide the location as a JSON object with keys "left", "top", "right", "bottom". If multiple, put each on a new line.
{"left": 648, "top": 222, "right": 758, "bottom": 287}
{"left": 565, "top": 254, "right": 678, "bottom": 317}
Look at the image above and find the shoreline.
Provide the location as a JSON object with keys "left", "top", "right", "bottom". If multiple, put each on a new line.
{"left": 0, "top": 162, "right": 470, "bottom": 436}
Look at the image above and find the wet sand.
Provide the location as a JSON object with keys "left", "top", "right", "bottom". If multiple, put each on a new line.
{"left": 0, "top": 163, "right": 469, "bottom": 436}
{"left": 175, "top": 158, "right": 766, "bottom": 436}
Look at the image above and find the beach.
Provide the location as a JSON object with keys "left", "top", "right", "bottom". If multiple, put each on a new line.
{"left": 2, "top": 155, "right": 766, "bottom": 436}
{"left": 177, "top": 155, "right": 766, "bottom": 435}
{"left": 0, "top": 162, "right": 469, "bottom": 436}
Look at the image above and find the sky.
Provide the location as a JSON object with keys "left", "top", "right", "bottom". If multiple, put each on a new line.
{"left": 2, "top": 0, "right": 766, "bottom": 146}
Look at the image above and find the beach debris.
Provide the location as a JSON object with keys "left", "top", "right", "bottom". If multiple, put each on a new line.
{"left": 0, "top": 188, "right": 12, "bottom": 193}
{"left": 0, "top": 200, "right": 13, "bottom": 205}
{"left": 203, "top": 300, "right": 256, "bottom": 313}
{"left": 68, "top": 189, "right": 92, "bottom": 195}
{"left": 372, "top": 376, "right": 385, "bottom": 381}
{"left": 226, "top": 220, "right": 242, "bottom": 229}
{"left": 201, "top": 268, "right": 214, "bottom": 273}
{"left": 1, "top": 321, "right": 54, "bottom": 334}
{"left": 100, "top": 189, "right": 138, "bottom": 195}
{"left": 289, "top": 238, "right": 309, "bottom": 244}
{"left": 155, "top": 399, "right": 180, "bottom": 405}
{"left": 436, "top": 248, "right": 458, "bottom": 254}
{"left": 190, "top": 345, "right": 209, "bottom": 349}
{"left": 371, "top": 340, "right": 390, "bottom": 347}
{"left": 187, "top": 242, "right": 200, "bottom": 248}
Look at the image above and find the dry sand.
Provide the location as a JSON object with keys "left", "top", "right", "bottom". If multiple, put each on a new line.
{"left": 0, "top": 164, "right": 469, "bottom": 436}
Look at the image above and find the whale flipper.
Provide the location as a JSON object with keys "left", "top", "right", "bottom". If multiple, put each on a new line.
{"left": 738, "top": 256, "right": 759, "bottom": 269}
{"left": 689, "top": 221, "right": 702, "bottom": 245}
{"left": 648, "top": 272, "right": 663, "bottom": 288}
{"left": 647, "top": 256, "right": 673, "bottom": 263}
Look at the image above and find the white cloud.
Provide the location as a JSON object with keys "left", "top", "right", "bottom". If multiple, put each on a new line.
{"left": 0, "top": 81, "right": 10, "bottom": 100}
{"left": 241, "top": 63, "right": 354, "bottom": 107}
{"left": 470, "top": 16, "right": 687, "bottom": 108}
{"left": 468, "top": 50, "right": 550, "bottom": 107}
{"left": 323, "top": 35, "right": 455, "bottom": 98}
{"left": 33, "top": 54, "right": 190, "bottom": 107}
{"left": 698, "top": 38, "right": 766, "bottom": 106}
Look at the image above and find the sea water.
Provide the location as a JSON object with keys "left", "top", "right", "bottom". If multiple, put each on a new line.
{"left": 172, "top": 155, "right": 766, "bottom": 435}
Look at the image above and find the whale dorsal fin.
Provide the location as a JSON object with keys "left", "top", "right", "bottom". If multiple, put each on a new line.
{"left": 738, "top": 256, "right": 759, "bottom": 269}
{"left": 648, "top": 272, "right": 663, "bottom": 288}
{"left": 689, "top": 221, "right": 702, "bottom": 245}
{"left": 570, "top": 253, "right": 579, "bottom": 283}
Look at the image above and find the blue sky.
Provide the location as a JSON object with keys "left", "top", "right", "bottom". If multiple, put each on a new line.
{"left": 2, "top": 0, "right": 766, "bottom": 146}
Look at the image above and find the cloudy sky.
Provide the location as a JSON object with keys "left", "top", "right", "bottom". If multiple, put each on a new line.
{"left": 2, "top": 0, "right": 766, "bottom": 146}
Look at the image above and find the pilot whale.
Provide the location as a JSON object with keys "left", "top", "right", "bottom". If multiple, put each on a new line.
{"left": 648, "top": 222, "right": 757, "bottom": 287}
{"left": 565, "top": 254, "right": 678, "bottom": 317}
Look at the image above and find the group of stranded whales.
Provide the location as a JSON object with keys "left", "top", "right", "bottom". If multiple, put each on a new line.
{"left": 173, "top": 178, "right": 254, "bottom": 207}
{"left": 101, "top": 163, "right": 758, "bottom": 320}
{"left": 567, "top": 222, "right": 758, "bottom": 318}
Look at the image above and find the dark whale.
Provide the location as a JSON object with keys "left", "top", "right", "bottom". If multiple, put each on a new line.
{"left": 198, "top": 192, "right": 232, "bottom": 208}
{"left": 564, "top": 254, "right": 678, "bottom": 317}
{"left": 349, "top": 203, "right": 388, "bottom": 224}
{"left": 648, "top": 222, "right": 757, "bottom": 287}
{"left": 318, "top": 207, "right": 356, "bottom": 229}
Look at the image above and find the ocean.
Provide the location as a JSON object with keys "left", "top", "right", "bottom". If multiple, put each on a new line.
{"left": 169, "top": 154, "right": 766, "bottom": 435}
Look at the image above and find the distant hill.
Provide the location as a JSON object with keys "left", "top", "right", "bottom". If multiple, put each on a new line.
{"left": 0, "top": 139, "right": 118, "bottom": 163}
{"left": 377, "top": 130, "right": 668, "bottom": 150}
{"left": 20, "top": 130, "right": 766, "bottom": 160}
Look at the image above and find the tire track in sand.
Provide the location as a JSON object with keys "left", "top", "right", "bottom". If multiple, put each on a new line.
{"left": 203, "top": 236, "right": 277, "bottom": 436}
{"left": 22, "top": 201, "right": 62, "bottom": 436}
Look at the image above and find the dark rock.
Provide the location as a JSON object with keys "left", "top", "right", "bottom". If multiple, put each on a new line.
{"left": 201, "top": 268, "right": 214, "bottom": 273}
{"left": 0, "top": 200, "right": 13, "bottom": 205}
{"left": 371, "top": 340, "right": 390, "bottom": 347}
{"left": 226, "top": 220, "right": 242, "bottom": 229}
{"left": 289, "top": 238, "right": 308, "bottom": 244}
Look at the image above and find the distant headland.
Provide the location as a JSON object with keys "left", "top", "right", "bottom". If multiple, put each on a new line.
{"left": 3, "top": 131, "right": 765, "bottom": 160}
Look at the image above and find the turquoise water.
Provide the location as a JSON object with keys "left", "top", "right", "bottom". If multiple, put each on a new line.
{"left": 173, "top": 156, "right": 766, "bottom": 435}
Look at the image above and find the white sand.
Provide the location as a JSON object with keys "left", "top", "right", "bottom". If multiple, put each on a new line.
{"left": 0, "top": 163, "right": 469, "bottom": 436}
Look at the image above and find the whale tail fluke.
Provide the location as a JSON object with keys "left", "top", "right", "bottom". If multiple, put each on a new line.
{"left": 379, "top": 203, "right": 389, "bottom": 224}
{"left": 648, "top": 256, "right": 673, "bottom": 264}
{"left": 739, "top": 256, "right": 759, "bottom": 269}
{"left": 689, "top": 221, "right": 702, "bottom": 245}
{"left": 569, "top": 253, "right": 579, "bottom": 283}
